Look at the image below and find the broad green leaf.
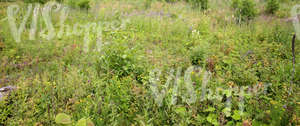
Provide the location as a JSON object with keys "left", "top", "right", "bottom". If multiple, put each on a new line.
{"left": 196, "top": 115, "right": 205, "bottom": 123}
{"left": 224, "top": 90, "right": 232, "bottom": 97}
{"left": 76, "top": 118, "right": 86, "bottom": 126}
{"left": 204, "top": 106, "right": 216, "bottom": 112}
{"left": 206, "top": 114, "right": 213, "bottom": 123}
{"left": 55, "top": 113, "right": 72, "bottom": 124}
{"left": 206, "top": 114, "right": 219, "bottom": 125}
{"left": 76, "top": 118, "right": 94, "bottom": 126}
{"left": 86, "top": 118, "right": 94, "bottom": 126}
{"left": 225, "top": 121, "right": 234, "bottom": 126}
{"left": 232, "top": 110, "right": 241, "bottom": 120}
{"left": 222, "top": 108, "right": 231, "bottom": 117}
{"left": 175, "top": 107, "right": 186, "bottom": 116}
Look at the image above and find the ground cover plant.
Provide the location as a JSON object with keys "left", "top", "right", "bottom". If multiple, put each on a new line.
{"left": 0, "top": 0, "right": 299, "bottom": 125}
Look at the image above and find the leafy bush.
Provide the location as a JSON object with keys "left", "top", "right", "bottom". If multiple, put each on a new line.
{"left": 66, "top": 0, "right": 90, "bottom": 9}
{"left": 190, "top": 46, "right": 208, "bottom": 66}
{"left": 96, "top": 44, "right": 145, "bottom": 80}
{"left": 77, "top": 0, "right": 90, "bottom": 9}
{"left": 189, "top": 0, "right": 208, "bottom": 10}
{"left": 266, "top": 0, "right": 279, "bottom": 14}
{"left": 232, "top": 0, "right": 257, "bottom": 22}
{"left": 231, "top": 0, "right": 241, "bottom": 9}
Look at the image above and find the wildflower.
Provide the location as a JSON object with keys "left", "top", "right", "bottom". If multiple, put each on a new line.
{"left": 283, "top": 105, "right": 287, "bottom": 109}
{"left": 87, "top": 95, "right": 91, "bottom": 98}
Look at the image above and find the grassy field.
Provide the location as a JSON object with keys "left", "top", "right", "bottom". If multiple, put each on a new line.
{"left": 0, "top": 0, "right": 299, "bottom": 125}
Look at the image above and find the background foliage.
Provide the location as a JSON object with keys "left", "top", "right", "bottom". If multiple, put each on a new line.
{"left": 0, "top": 0, "right": 299, "bottom": 125}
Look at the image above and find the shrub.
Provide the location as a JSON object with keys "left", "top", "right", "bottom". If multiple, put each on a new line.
{"left": 97, "top": 49, "right": 134, "bottom": 77}
{"left": 266, "top": 0, "right": 279, "bottom": 14}
{"left": 190, "top": 0, "right": 209, "bottom": 10}
{"left": 77, "top": 0, "right": 90, "bottom": 10}
{"left": 66, "top": 0, "right": 90, "bottom": 9}
{"left": 231, "top": 0, "right": 241, "bottom": 9}
{"left": 232, "top": 0, "right": 257, "bottom": 22}
{"left": 190, "top": 46, "right": 208, "bottom": 66}
{"left": 96, "top": 44, "right": 145, "bottom": 80}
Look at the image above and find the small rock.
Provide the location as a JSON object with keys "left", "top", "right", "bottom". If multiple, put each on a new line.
{"left": 0, "top": 86, "right": 16, "bottom": 92}
{"left": 0, "top": 93, "right": 3, "bottom": 100}
{"left": 0, "top": 86, "right": 16, "bottom": 101}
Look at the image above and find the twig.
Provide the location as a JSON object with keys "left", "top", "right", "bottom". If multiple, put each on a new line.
{"left": 285, "top": 33, "right": 297, "bottom": 126}
{"left": 292, "top": 34, "right": 296, "bottom": 76}
{"left": 288, "top": 34, "right": 296, "bottom": 96}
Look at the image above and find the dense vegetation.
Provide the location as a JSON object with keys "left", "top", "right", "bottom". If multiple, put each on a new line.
{"left": 0, "top": 0, "right": 299, "bottom": 125}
